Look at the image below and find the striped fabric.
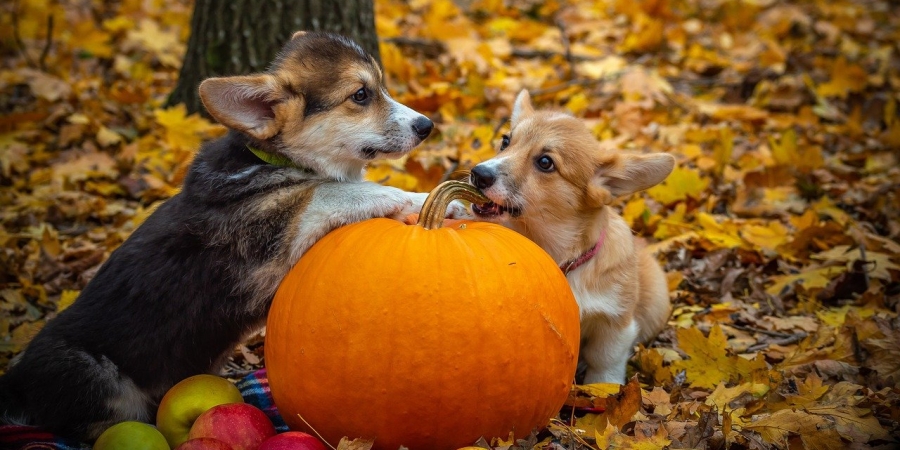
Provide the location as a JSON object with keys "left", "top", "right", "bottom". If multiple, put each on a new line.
{"left": 0, "top": 369, "right": 285, "bottom": 450}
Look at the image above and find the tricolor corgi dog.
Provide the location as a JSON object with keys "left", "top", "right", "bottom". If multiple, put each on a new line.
{"left": 0, "top": 31, "right": 464, "bottom": 440}
{"left": 469, "top": 90, "right": 674, "bottom": 384}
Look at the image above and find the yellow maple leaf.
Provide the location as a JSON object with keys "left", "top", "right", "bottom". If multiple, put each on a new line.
{"left": 596, "top": 419, "right": 670, "bottom": 450}
{"left": 816, "top": 304, "right": 876, "bottom": 328}
{"left": 578, "top": 56, "right": 627, "bottom": 80}
{"left": 154, "top": 104, "right": 222, "bottom": 151}
{"left": 420, "top": 0, "right": 472, "bottom": 40}
{"left": 697, "top": 102, "right": 768, "bottom": 124}
{"left": 741, "top": 221, "right": 790, "bottom": 252}
{"left": 812, "top": 245, "right": 900, "bottom": 281}
{"left": 576, "top": 412, "right": 608, "bottom": 439}
{"left": 652, "top": 202, "right": 690, "bottom": 240}
{"left": 817, "top": 56, "right": 867, "bottom": 99}
{"left": 806, "top": 405, "right": 892, "bottom": 443}
{"left": 696, "top": 213, "right": 744, "bottom": 249}
{"left": 712, "top": 127, "right": 733, "bottom": 175}
{"left": 671, "top": 324, "right": 768, "bottom": 389}
{"left": 457, "top": 124, "right": 498, "bottom": 168}
{"left": 766, "top": 266, "right": 845, "bottom": 296}
{"left": 769, "top": 128, "right": 798, "bottom": 166}
{"left": 646, "top": 166, "right": 709, "bottom": 205}
{"left": 622, "top": 197, "right": 647, "bottom": 228}
{"left": 96, "top": 126, "right": 123, "bottom": 147}
{"left": 577, "top": 383, "right": 623, "bottom": 398}
{"left": 811, "top": 196, "right": 851, "bottom": 226}
{"left": 739, "top": 409, "right": 842, "bottom": 448}
{"left": 101, "top": 15, "right": 135, "bottom": 34}
{"left": 126, "top": 19, "right": 186, "bottom": 67}
{"left": 565, "top": 92, "right": 590, "bottom": 115}
{"left": 56, "top": 290, "right": 80, "bottom": 313}
{"left": 67, "top": 20, "right": 113, "bottom": 58}
{"left": 705, "top": 382, "right": 769, "bottom": 410}
{"left": 10, "top": 321, "right": 45, "bottom": 353}
{"left": 619, "top": 13, "right": 665, "bottom": 54}
{"left": 776, "top": 373, "right": 829, "bottom": 409}
{"left": 629, "top": 426, "right": 672, "bottom": 450}
{"left": 364, "top": 161, "right": 419, "bottom": 192}
{"left": 636, "top": 346, "right": 673, "bottom": 385}
{"left": 768, "top": 128, "right": 823, "bottom": 171}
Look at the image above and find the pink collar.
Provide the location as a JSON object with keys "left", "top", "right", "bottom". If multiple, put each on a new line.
{"left": 560, "top": 229, "right": 606, "bottom": 275}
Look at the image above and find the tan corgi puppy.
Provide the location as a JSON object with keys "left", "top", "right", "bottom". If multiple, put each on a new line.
{"left": 469, "top": 90, "right": 674, "bottom": 384}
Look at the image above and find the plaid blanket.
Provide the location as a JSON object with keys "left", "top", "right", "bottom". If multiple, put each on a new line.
{"left": 0, "top": 369, "right": 286, "bottom": 450}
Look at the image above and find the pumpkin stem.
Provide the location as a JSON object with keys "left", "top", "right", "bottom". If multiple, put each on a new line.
{"left": 418, "top": 181, "right": 490, "bottom": 230}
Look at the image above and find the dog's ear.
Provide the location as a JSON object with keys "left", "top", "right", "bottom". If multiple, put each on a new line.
{"left": 510, "top": 89, "right": 534, "bottom": 128}
{"left": 589, "top": 153, "right": 675, "bottom": 204}
{"left": 199, "top": 74, "right": 284, "bottom": 140}
{"left": 291, "top": 30, "right": 308, "bottom": 40}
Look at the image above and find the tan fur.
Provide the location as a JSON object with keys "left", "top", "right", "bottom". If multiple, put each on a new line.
{"left": 471, "top": 90, "right": 675, "bottom": 384}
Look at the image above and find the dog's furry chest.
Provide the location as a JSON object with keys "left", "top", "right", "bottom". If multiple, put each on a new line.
{"left": 44, "top": 136, "right": 321, "bottom": 390}
{"left": 568, "top": 276, "right": 629, "bottom": 319}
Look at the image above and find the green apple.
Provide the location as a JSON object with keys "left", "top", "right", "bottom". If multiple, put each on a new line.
{"left": 93, "top": 421, "right": 169, "bottom": 450}
{"left": 156, "top": 374, "right": 245, "bottom": 448}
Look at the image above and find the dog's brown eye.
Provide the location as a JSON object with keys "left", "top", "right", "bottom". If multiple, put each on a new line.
{"left": 535, "top": 155, "right": 555, "bottom": 172}
{"left": 351, "top": 88, "right": 369, "bottom": 104}
{"left": 500, "top": 134, "right": 510, "bottom": 151}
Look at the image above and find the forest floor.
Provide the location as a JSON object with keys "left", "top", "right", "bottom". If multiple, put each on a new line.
{"left": 1, "top": 0, "right": 899, "bottom": 449}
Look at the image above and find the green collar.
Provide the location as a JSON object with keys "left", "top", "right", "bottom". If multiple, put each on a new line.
{"left": 247, "top": 145, "right": 307, "bottom": 171}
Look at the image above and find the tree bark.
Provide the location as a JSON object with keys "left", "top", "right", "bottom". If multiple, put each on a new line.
{"left": 168, "top": 0, "right": 380, "bottom": 115}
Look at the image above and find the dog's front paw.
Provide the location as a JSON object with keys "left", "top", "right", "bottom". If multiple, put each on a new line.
{"left": 378, "top": 190, "right": 417, "bottom": 221}
{"left": 445, "top": 200, "right": 473, "bottom": 220}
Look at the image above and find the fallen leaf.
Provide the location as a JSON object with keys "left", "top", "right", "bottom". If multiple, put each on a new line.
{"left": 672, "top": 324, "right": 768, "bottom": 389}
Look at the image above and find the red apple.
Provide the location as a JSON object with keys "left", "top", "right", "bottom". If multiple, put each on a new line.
{"left": 258, "top": 432, "right": 328, "bottom": 450}
{"left": 188, "top": 403, "right": 276, "bottom": 450}
{"left": 156, "top": 374, "right": 245, "bottom": 448}
{"left": 175, "top": 437, "right": 235, "bottom": 450}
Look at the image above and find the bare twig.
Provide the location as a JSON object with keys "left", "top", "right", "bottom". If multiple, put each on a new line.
{"left": 727, "top": 324, "right": 795, "bottom": 339}
{"left": 382, "top": 36, "right": 445, "bottom": 57}
{"left": 11, "top": 0, "right": 54, "bottom": 71}
{"left": 510, "top": 48, "right": 605, "bottom": 62}
{"left": 555, "top": 17, "right": 576, "bottom": 80}
{"left": 746, "top": 333, "right": 807, "bottom": 353}
{"left": 38, "top": 14, "right": 54, "bottom": 71}
{"left": 528, "top": 78, "right": 604, "bottom": 98}
{"left": 12, "top": 0, "right": 37, "bottom": 68}
{"left": 858, "top": 243, "right": 871, "bottom": 290}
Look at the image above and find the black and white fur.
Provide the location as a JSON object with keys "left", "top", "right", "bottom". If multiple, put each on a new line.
{"left": 0, "top": 32, "right": 462, "bottom": 440}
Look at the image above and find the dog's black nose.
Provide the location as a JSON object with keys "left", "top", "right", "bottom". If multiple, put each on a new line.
{"left": 412, "top": 116, "right": 433, "bottom": 140}
{"left": 470, "top": 164, "right": 496, "bottom": 190}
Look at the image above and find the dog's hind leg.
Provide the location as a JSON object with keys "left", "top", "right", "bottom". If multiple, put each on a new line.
{"left": 0, "top": 340, "right": 153, "bottom": 441}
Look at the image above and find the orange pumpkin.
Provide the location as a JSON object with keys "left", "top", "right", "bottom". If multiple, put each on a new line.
{"left": 265, "top": 181, "right": 580, "bottom": 450}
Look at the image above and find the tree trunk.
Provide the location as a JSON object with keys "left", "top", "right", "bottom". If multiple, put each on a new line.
{"left": 168, "top": 0, "right": 379, "bottom": 115}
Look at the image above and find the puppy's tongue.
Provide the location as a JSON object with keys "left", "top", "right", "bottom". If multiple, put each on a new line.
{"left": 472, "top": 201, "right": 502, "bottom": 217}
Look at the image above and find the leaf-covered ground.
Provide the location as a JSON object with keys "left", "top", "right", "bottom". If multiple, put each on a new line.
{"left": 2, "top": 0, "right": 899, "bottom": 448}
